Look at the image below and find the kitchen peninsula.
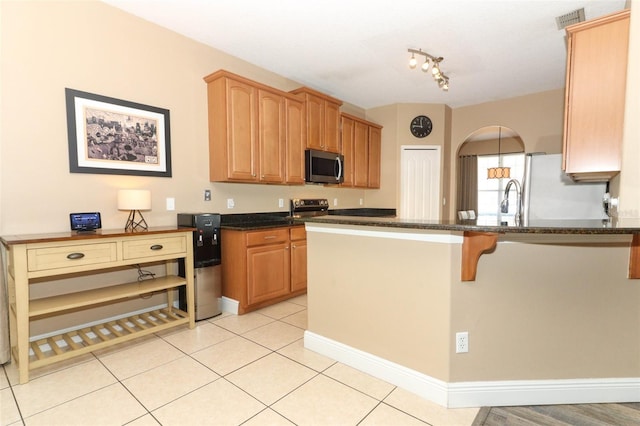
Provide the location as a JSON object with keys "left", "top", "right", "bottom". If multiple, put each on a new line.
{"left": 301, "top": 216, "right": 640, "bottom": 408}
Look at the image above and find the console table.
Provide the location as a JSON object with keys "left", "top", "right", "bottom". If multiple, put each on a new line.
{"left": 1, "top": 227, "right": 195, "bottom": 384}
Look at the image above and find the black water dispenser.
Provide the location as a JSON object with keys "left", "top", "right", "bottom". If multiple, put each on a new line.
{"left": 177, "top": 213, "right": 222, "bottom": 320}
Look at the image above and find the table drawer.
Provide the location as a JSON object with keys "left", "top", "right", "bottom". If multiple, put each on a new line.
{"left": 246, "top": 228, "right": 289, "bottom": 247}
{"left": 27, "top": 243, "right": 118, "bottom": 272}
{"left": 122, "top": 236, "right": 187, "bottom": 260}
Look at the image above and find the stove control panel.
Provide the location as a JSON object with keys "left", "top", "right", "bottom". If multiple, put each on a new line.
{"left": 290, "top": 198, "right": 329, "bottom": 216}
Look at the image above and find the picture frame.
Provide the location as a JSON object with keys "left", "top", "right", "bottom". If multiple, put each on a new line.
{"left": 65, "top": 88, "right": 172, "bottom": 177}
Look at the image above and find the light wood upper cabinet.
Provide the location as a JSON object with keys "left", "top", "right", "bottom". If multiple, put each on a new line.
{"left": 563, "top": 9, "right": 630, "bottom": 182}
{"left": 204, "top": 70, "right": 304, "bottom": 184}
{"left": 206, "top": 75, "right": 257, "bottom": 181}
{"left": 340, "top": 113, "right": 383, "bottom": 189}
{"left": 285, "top": 97, "right": 306, "bottom": 184}
{"left": 257, "top": 89, "right": 285, "bottom": 183}
{"left": 324, "top": 100, "right": 341, "bottom": 152}
{"left": 341, "top": 116, "right": 355, "bottom": 187}
{"left": 368, "top": 126, "right": 382, "bottom": 189}
{"left": 290, "top": 87, "right": 343, "bottom": 152}
{"left": 353, "top": 121, "right": 369, "bottom": 187}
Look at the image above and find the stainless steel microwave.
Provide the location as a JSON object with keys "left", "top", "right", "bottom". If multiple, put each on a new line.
{"left": 305, "top": 149, "right": 344, "bottom": 184}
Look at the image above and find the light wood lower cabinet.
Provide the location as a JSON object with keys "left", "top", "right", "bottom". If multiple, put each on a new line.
{"left": 222, "top": 225, "right": 306, "bottom": 314}
{"left": 290, "top": 226, "right": 307, "bottom": 292}
{"left": 1, "top": 228, "right": 195, "bottom": 384}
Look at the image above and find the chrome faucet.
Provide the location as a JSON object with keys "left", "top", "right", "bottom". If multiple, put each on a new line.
{"left": 501, "top": 179, "right": 523, "bottom": 226}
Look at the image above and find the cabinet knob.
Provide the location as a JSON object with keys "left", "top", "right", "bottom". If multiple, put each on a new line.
{"left": 66, "top": 252, "right": 85, "bottom": 260}
{"left": 150, "top": 244, "right": 164, "bottom": 250}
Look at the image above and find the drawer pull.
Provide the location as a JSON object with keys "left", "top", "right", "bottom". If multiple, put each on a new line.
{"left": 66, "top": 252, "right": 85, "bottom": 260}
{"left": 263, "top": 236, "right": 276, "bottom": 240}
{"left": 150, "top": 244, "right": 164, "bottom": 250}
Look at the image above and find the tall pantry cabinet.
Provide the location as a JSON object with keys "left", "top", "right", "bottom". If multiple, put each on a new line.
{"left": 562, "top": 9, "right": 630, "bottom": 182}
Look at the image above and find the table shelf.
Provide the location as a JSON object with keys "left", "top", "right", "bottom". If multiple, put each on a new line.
{"left": 28, "top": 307, "right": 189, "bottom": 369}
{"left": 29, "top": 275, "right": 187, "bottom": 317}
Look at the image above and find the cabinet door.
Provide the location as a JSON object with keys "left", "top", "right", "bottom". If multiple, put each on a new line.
{"left": 290, "top": 239, "right": 307, "bottom": 292}
{"left": 563, "top": 11, "right": 629, "bottom": 180}
{"left": 247, "top": 242, "right": 290, "bottom": 305}
{"left": 324, "top": 101, "right": 341, "bottom": 153}
{"left": 305, "top": 94, "right": 324, "bottom": 150}
{"left": 258, "top": 89, "right": 285, "bottom": 183}
{"left": 285, "top": 97, "right": 306, "bottom": 184}
{"left": 226, "top": 79, "right": 257, "bottom": 180}
{"left": 353, "top": 121, "right": 369, "bottom": 187}
{"left": 340, "top": 116, "right": 355, "bottom": 187}
{"left": 368, "top": 126, "right": 382, "bottom": 188}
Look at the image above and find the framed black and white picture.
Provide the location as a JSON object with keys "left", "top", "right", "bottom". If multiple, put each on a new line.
{"left": 65, "top": 88, "right": 172, "bottom": 177}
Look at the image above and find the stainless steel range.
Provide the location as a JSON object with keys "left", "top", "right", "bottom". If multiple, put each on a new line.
{"left": 289, "top": 198, "right": 329, "bottom": 218}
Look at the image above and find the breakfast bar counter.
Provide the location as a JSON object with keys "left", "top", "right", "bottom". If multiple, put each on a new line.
{"left": 300, "top": 217, "right": 640, "bottom": 408}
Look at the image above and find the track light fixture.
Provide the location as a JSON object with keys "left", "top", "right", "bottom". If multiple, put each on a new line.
{"left": 407, "top": 48, "right": 449, "bottom": 91}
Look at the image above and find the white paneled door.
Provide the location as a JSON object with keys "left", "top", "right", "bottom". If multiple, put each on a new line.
{"left": 400, "top": 146, "right": 441, "bottom": 220}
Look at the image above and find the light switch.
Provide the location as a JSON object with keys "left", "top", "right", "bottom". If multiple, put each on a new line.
{"left": 204, "top": 189, "right": 211, "bottom": 201}
{"left": 166, "top": 197, "right": 175, "bottom": 211}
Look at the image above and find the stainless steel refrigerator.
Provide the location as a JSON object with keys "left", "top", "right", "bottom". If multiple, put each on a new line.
{"left": 522, "top": 153, "right": 608, "bottom": 225}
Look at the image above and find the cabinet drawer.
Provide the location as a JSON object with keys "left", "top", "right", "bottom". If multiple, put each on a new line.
{"left": 290, "top": 226, "right": 306, "bottom": 241}
{"left": 123, "top": 236, "right": 187, "bottom": 260}
{"left": 246, "top": 228, "right": 289, "bottom": 247}
{"left": 27, "top": 243, "right": 117, "bottom": 272}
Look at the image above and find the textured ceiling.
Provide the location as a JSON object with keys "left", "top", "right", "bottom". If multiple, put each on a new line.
{"left": 102, "top": 0, "right": 627, "bottom": 109}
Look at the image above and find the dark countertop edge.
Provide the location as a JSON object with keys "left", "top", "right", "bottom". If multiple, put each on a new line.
{"left": 222, "top": 221, "right": 303, "bottom": 231}
{"left": 301, "top": 216, "right": 640, "bottom": 235}
{"left": 220, "top": 209, "right": 397, "bottom": 230}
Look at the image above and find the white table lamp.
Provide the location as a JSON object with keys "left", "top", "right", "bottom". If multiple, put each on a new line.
{"left": 118, "top": 189, "right": 151, "bottom": 231}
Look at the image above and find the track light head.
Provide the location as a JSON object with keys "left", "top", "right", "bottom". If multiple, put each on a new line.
{"left": 421, "top": 58, "right": 430, "bottom": 72}
{"left": 409, "top": 53, "right": 417, "bottom": 69}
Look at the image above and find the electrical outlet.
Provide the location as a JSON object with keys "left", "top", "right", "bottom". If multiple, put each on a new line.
{"left": 166, "top": 197, "right": 175, "bottom": 211}
{"left": 359, "top": 198, "right": 364, "bottom": 206}
{"left": 204, "top": 189, "right": 211, "bottom": 201}
{"left": 227, "top": 198, "right": 235, "bottom": 209}
{"left": 278, "top": 198, "right": 284, "bottom": 208}
{"left": 456, "top": 331, "right": 469, "bottom": 353}
{"left": 333, "top": 198, "right": 338, "bottom": 206}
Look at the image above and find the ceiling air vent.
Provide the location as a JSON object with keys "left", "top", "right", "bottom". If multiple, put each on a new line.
{"left": 556, "top": 8, "right": 585, "bottom": 30}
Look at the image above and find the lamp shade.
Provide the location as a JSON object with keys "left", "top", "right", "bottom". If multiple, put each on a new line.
{"left": 117, "top": 190, "right": 151, "bottom": 211}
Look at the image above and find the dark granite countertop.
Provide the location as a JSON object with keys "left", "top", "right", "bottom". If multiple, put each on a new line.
{"left": 301, "top": 215, "right": 640, "bottom": 235}
{"left": 221, "top": 208, "right": 396, "bottom": 230}
{"left": 221, "top": 212, "right": 299, "bottom": 230}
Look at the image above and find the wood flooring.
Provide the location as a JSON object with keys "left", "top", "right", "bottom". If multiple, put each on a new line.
{"left": 472, "top": 402, "right": 640, "bottom": 425}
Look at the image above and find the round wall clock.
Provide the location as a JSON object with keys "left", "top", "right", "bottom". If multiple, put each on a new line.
{"left": 410, "top": 115, "right": 433, "bottom": 138}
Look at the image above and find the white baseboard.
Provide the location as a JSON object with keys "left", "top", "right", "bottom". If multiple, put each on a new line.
{"left": 304, "top": 331, "right": 640, "bottom": 408}
{"left": 220, "top": 296, "right": 239, "bottom": 315}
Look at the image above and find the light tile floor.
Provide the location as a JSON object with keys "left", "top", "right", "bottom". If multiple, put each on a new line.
{"left": 1, "top": 295, "right": 479, "bottom": 425}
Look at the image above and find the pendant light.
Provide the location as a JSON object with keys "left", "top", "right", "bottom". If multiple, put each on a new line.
{"left": 487, "top": 127, "right": 511, "bottom": 179}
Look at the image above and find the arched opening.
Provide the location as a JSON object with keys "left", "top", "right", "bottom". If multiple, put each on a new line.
{"left": 456, "top": 126, "right": 525, "bottom": 224}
